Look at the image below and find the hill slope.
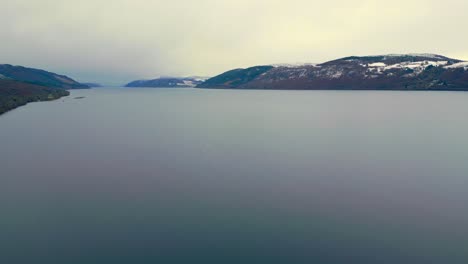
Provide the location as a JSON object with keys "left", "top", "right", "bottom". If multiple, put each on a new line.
{"left": 197, "top": 66, "right": 273, "bottom": 88}
{"left": 0, "top": 79, "right": 69, "bottom": 115}
{"left": 0, "top": 64, "right": 89, "bottom": 89}
{"left": 198, "top": 54, "right": 468, "bottom": 90}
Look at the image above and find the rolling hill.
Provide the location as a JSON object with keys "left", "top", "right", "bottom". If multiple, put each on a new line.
{"left": 198, "top": 54, "right": 468, "bottom": 90}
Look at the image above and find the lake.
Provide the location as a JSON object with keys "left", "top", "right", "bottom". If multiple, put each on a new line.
{"left": 1, "top": 87, "right": 468, "bottom": 263}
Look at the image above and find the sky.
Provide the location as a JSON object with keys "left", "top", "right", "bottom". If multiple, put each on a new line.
{"left": 1, "top": 0, "right": 468, "bottom": 85}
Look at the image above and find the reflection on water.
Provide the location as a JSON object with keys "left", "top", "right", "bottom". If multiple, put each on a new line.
{"left": 1, "top": 88, "right": 468, "bottom": 263}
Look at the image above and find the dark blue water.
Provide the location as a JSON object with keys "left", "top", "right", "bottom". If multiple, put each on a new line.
{"left": 1, "top": 88, "right": 468, "bottom": 263}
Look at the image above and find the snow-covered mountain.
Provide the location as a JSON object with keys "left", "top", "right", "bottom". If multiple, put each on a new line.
{"left": 126, "top": 77, "right": 209, "bottom": 88}
{"left": 198, "top": 54, "right": 468, "bottom": 90}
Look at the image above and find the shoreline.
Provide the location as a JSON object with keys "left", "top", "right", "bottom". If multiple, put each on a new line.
{"left": 0, "top": 92, "right": 70, "bottom": 115}
{"left": 0, "top": 80, "right": 70, "bottom": 115}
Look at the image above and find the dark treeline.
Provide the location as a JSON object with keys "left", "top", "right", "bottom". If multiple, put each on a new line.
{"left": 0, "top": 79, "right": 69, "bottom": 115}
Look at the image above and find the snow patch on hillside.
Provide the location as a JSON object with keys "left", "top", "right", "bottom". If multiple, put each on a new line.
{"left": 369, "top": 62, "right": 386, "bottom": 67}
{"left": 382, "top": 53, "right": 446, "bottom": 60}
{"left": 181, "top": 80, "right": 197, "bottom": 86}
{"left": 319, "top": 67, "right": 344, "bottom": 79}
{"left": 365, "top": 60, "right": 449, "bottom": 77}
{"left": 445, "top": 61, "right": 468, "bottom": 70}
{"left": 272, "top": 63, "right": 319, "bottom": 68}
{"left": 261, "top": 56, "right": 465, "bottom": 82}
{"left": 187, "top": 76, "right": 210, "bottom": 82}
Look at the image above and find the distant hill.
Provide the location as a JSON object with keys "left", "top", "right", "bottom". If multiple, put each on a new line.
{"left": 126, "top": 77, "right": 207, "bottom": 88}
{"left": 0, "top": 64, "right": 89, "bottom": 89}
{"left": 0, "top": 79, "right": 69, "bottom": 115}
{"left": 198, "top": 54, "right": 468, "bottom": 90}
{"left": 197, "top": 66, "right": 273, "bottom": 88}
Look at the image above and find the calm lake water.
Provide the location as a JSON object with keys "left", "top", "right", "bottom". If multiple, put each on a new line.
{"left": 1, "top": 88, "right": 468, "bottom": 263}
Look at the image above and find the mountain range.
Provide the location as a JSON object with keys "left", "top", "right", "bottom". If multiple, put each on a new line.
{"left": 3, "top": 53, "right": 468, "bottom": 115}
{"left": 198, "top": 54, "right": 468, "bottom": 90}
{"left": 126, "top": 77, "right": 207, "bottom": 88}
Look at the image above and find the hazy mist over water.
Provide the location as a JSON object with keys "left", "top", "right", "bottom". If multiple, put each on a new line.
{"left": 1, "top": 88, "right": 468, "bottom": 263}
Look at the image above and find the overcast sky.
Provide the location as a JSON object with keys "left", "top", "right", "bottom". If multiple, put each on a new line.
{"left": 1, "top": 0, "right": 468, "bottom": 85}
